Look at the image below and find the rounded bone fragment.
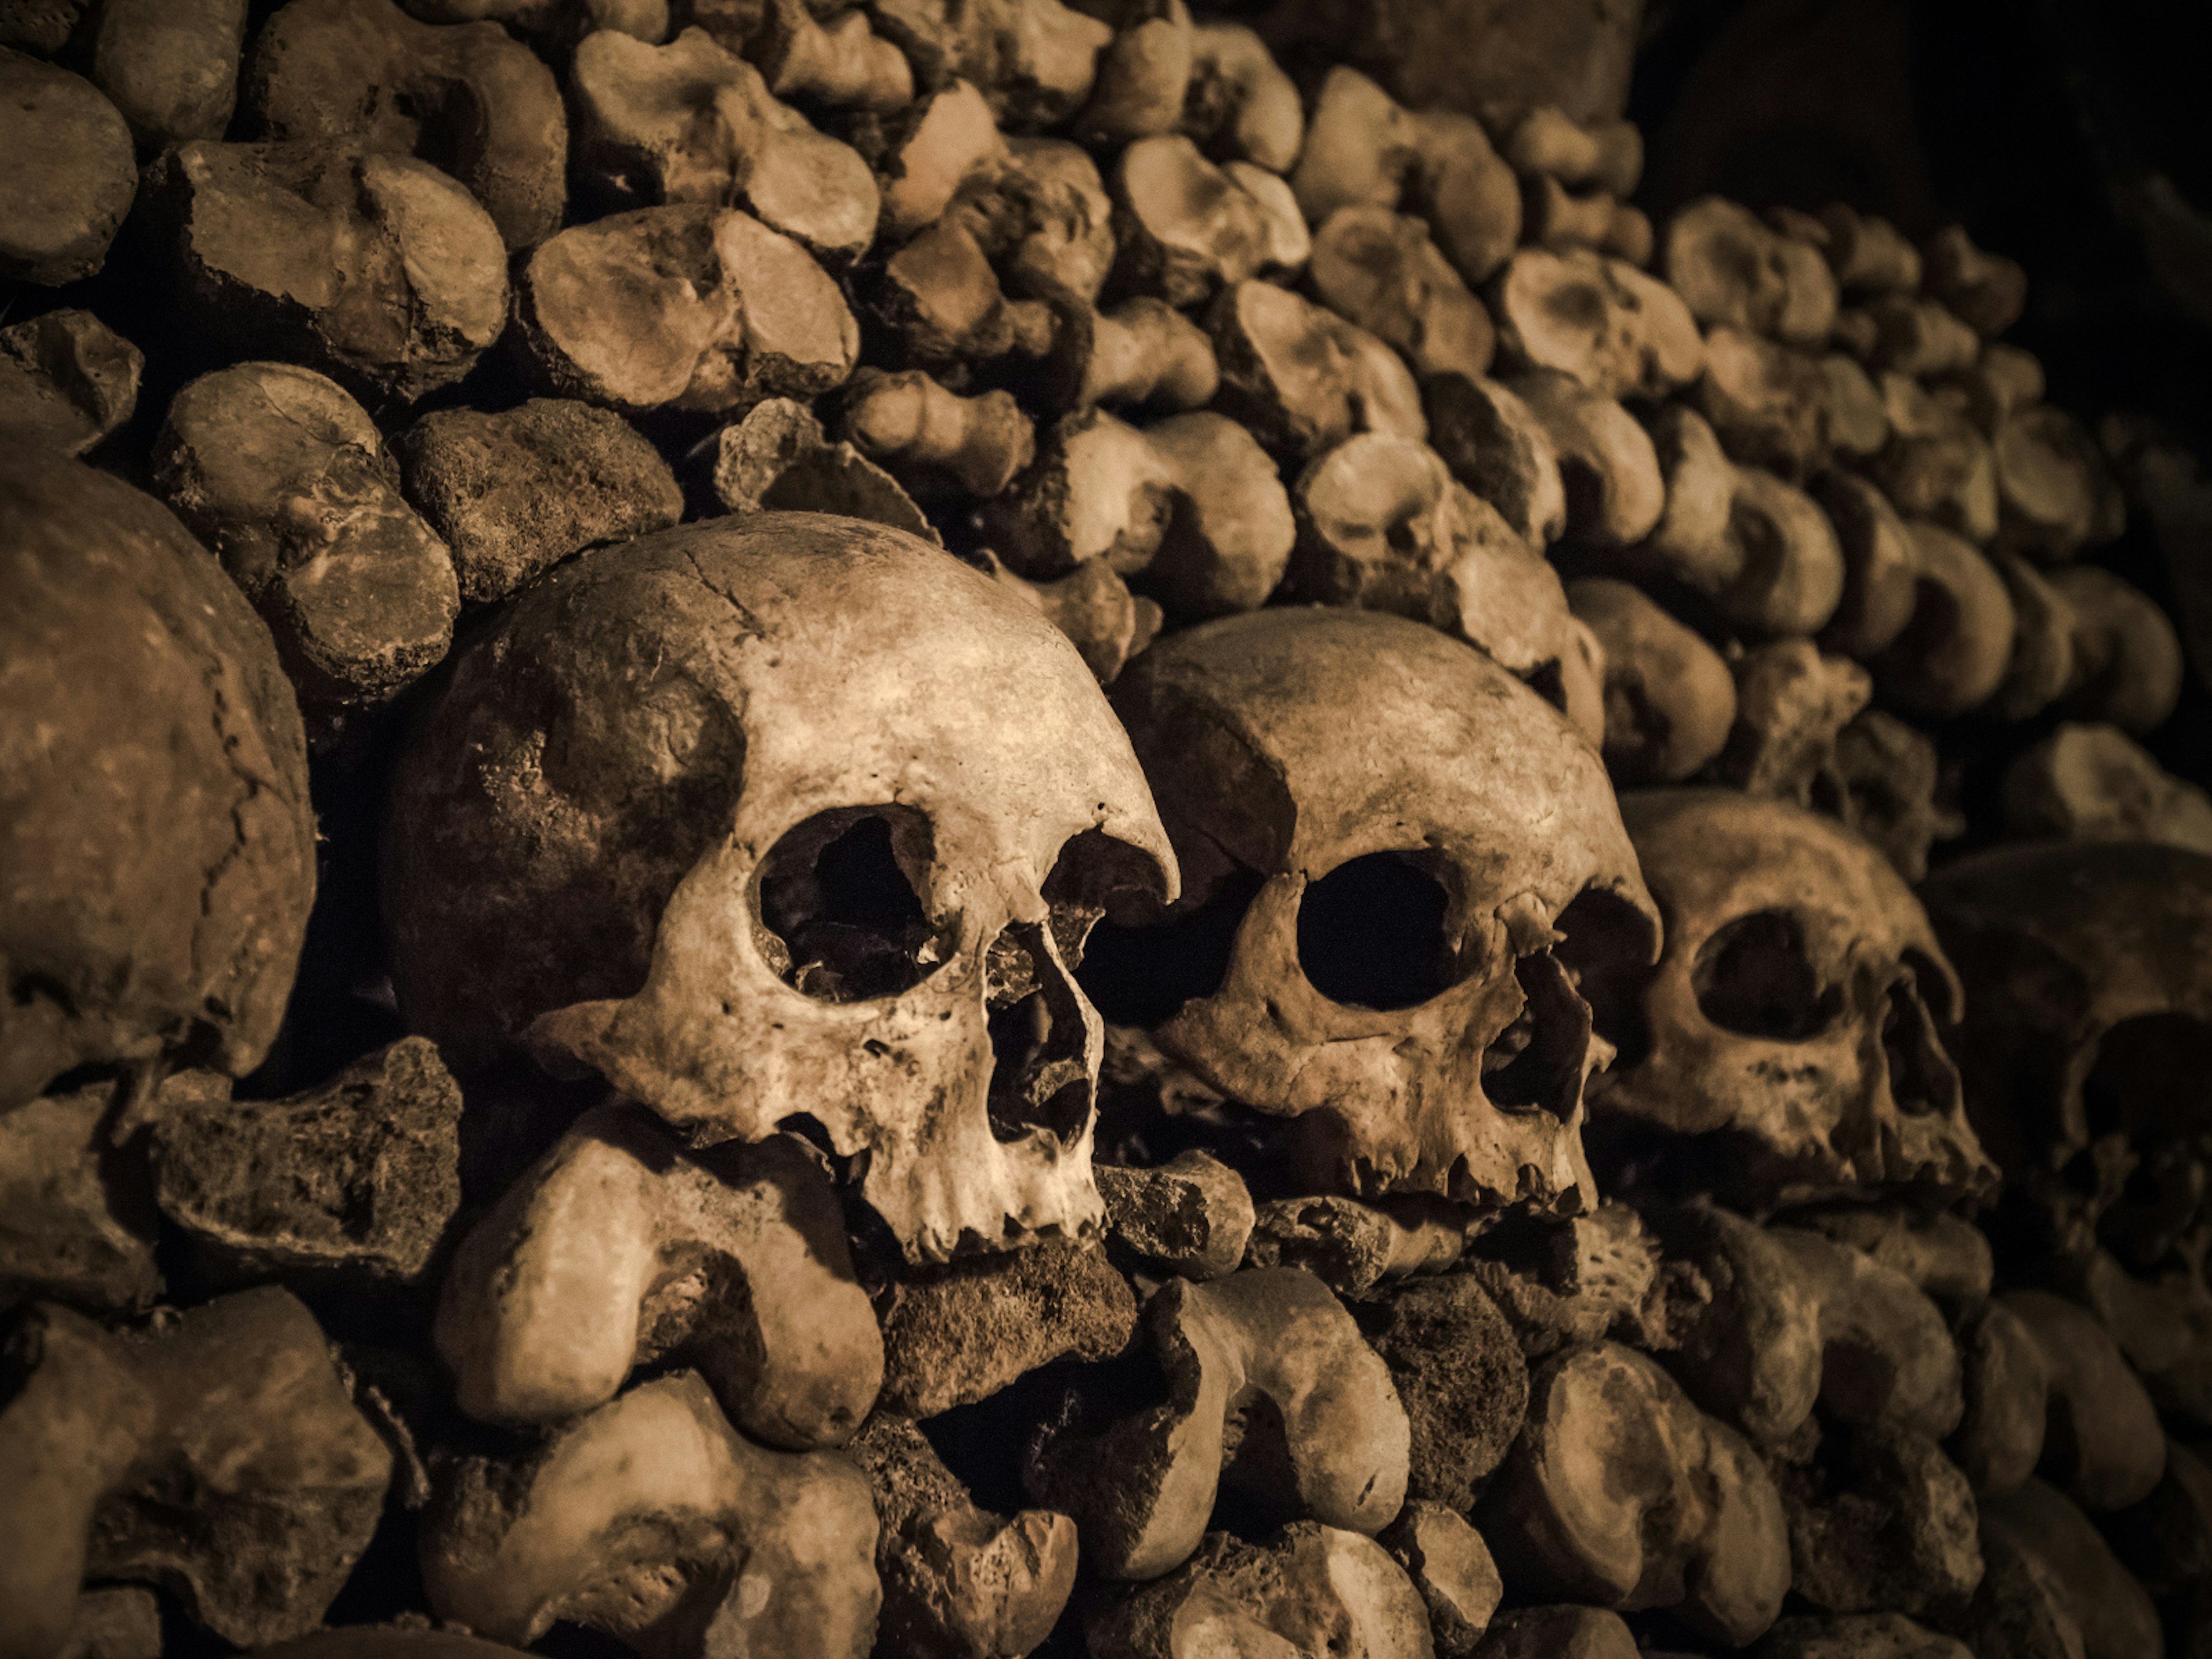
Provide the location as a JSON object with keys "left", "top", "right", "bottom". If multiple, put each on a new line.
{"left": 1994, "top": 404, "right": 2113, "bottom": 560}
{"left": 1818, "top": 204, "right": 1922, "bottom": 294}
{"left": 1521, "top": 175, "right": 1652, "bottom": 264}
{"left": 1207, "top": 278, "right": 1426, "bottom": 460}
{"left": 1476, "top": 1339, "right": 1791, "bottom": 1646}
{"left": 1663, "top": 195, "right": 1839, "bottom": 344}
{"left": 1139, "top": 408, "right": 1298, "bottom": 616}
{"left": 1950, "top": 1300, "right": 2051, "bottom": 1495}
{"left": 2002, "top": 722, "right": 2212, "bottom": 854}
{"left": 2000, "top": 1289, "right": 2165, "bottom": 1512}
{"left": 1097, "top": 1150, "right": 1255, "bottom": 1279}
{"left": 1923, "top": 223, "right": 2029, "bottom": 339}
{"left": 153, "top": 361, "right": 461, "bottom": 721}
{"left": 1713, "top": 641, "right": 1871, "bottom": 804}
{"left": 245, "top": 0, "right": 566, "bottom": 246}
{"left": 1502, "top": 368, "right": 1663, "bottom": 548}
{"left": 0, "top": 1290, "right": 393, "bottom": 1656}
{"left": 2048, "top": 564, "right": 2184, "bottom": 733}
{"left": 978, "top": 549, "right": 1162, "bottom": 683}
{"left": 752, "top": 0, "right": 912, "bottom": 111}
{"left": 1354, "top": 1271, "right": 1529, "bottom": 1509}
{"left": 420, "top": 1370, "right": 881, "bottom": 1656}
{"left": 1978, "top": 1478, "right": 2164, "bottom": 1659}
{"left": 1108, "top": 134, "right": 1286, "bottom": 306}
{"left": 1693, "top": 325, "right": 1833, "bottom": 479}
{"left": 1771, "top": 1425, "right": 1984, "bottom": 1619}
{"left": 844, "top": 368, "right": 1039, "bottom": 495}
{"left": 395, "top": 399, "right": 683, "bottom": 604}
{"left": 1180, "top": 21, "right": 1301, "bottom": 172}
{"left": 91, "top": 0, "right": 248, "bottom": 153}
{"left": 514, "top": 204, "right": 859, "bottom": 417}
{"left": 1869, "top": 523, "right": 2016, "bottom": 717}
{"left": 1042, "top": 296, "right": 1218, "bottom": 416}
{"left": 866, "top": 0, "right": 1108, "bottom": 130}
{"left": 0, "top": 308, "right": 143, "bottom": 457}
{"left": 1074, "top": 0, "right": 1194, "bottom": 146}
{"left": 0, "top": 449, "right": 315, "bottom": 1111}
{"left": 696, "top": 395, "right": 939, "bottom": 541}
{"left": 0, "top": 50, "right": 136, "bottom": 285}
{"left": 1422, "top": 372, "right": 1569, "bottom": 547}
{"left": 1814, "top": 470, "right": 1921, "bottom": 658}
{"left": 1507, "top": 105, "right": 1643, "bottom": 197}
{"left": 0, "top": 1082, "right": 162, "bottom": 1313}
{"left": 144, "top": 139, "right": 510, "bottom": 403}
{"left": 1378, "top": 1502, "right": 1501, "bottom": 1658}
{"left": 1567, "top": 577, "right": 1736, "bottom": 784}
{"left": 1026, "top": 1266, "right": 1409, "bottom": 1579}
{"left": 1489, "top": 246, "right": 1703, "bottom": 400}
{"left": 1478, "top": 1605, "right": 1640, "bottom": 1658}
{"left": 1308, "top": 206, "right": 1496, "bottom": 382}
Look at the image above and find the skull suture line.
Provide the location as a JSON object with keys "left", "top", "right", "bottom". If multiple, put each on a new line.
{"left": 1586, "top": 788, "right": 1997, "bottom": 1213}
{"left": 383, "top": 514, "right": 1177, "bottom": 1261}
{"left": 1102, "top": 608, "right": 1660, "bottom": 1215}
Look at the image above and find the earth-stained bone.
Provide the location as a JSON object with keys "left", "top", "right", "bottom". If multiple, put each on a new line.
{"left": 0, "top": 50, "right": 135, "bottom": 285}
{"left": 1378, "top": 1502, "right": 1501, "bottom": 1657}
{"left": 1664, "top": 196, "right": 1839, "bottom": 344}
{"left": 0, "top": 1082, "right": 161, "bottom": 1313}
{"left": 2002, "top": 722, "right": 2212, "bottom": 854}
{"left": 1567, "top": 576, "right": 1738, "bottom": 785}
{"left": 1488, "top": 246, "right": 1704, "bottom": 401}
{"left": 1206, "top": 278, "right": 1428, "bottom": 462}
{"left": 0, "top": 309, "right": 142, "bottom": 457}
{"left": 0, "top": 1290, "right": 393, "bottom": 1658}
{"left": 1109, "top": 135, "right": 1305, "bottom": 307}
{"left": 1305, "top": 206, "right": 1495, "bottom": 382}
{"left": 1501, "top": 368, "right": 1663, "bottom": 548}
{"left": 1771, "top": 1422, "right": 1983, "bottom": 1618}
{"left": 1, "top": 449, "right": 316, "bottom": 1111}
{"left": 1353, "top": 1271, "right": 1529, "bottom": 1509}
{"left": 1978, "top": 1478, "right": 2162, "bottom": 1659}
{"left": 696, "top": 396, "right": 939, "bottom": 542}
{"left": 1097, "top": 1150, "right": 1255, "bottom": 1280}
{"left": 91, "top": 0, "right": 248, "bottom": 154}
{"left": 1999, "top": 1291, "right": 2164, "bottom": 1513}
{"left": 1421, "top": 372, "right": 1568, "bottom": 548}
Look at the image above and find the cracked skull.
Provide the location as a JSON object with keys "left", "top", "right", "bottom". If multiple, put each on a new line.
{"left": 382, "top": 513, "right": 1176, "bottom": 1260}
{"left": 1097, "top": 607, "right": 1659, "bottom": 1214}
{"left": 1586, "top": 788, "right": 1997, "bottom": 1211}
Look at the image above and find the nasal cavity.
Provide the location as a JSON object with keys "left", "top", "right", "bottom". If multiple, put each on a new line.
{"left": 1483, "top": 951, "right": 1593, "bottom": 1119}
{"left": 986, "top": 923, "right": 1093, "bottom": 1146}
{"left": 1880, "top": 969, "right": 1960, "bottom": 1118}
{"left": 757, "top": 807, "right": 942, "bottom": 1002}
{"left": 1691, "top": 908, "right": 1839, "bottom": 1040}
{"left": 1297, "top": 851, "right": 1457, "bottom": 1011}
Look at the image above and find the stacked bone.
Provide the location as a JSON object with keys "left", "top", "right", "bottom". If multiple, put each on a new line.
{"left": 2, "top": 4, "right": 2209, "bottom": 1659}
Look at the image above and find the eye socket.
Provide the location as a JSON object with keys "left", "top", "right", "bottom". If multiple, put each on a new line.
{"left": 1077, "top": 865, "right": 1266, "bottom": 1027}
{"left": 1042, "top": 827, "right": 1173, "bottom": 971}
{"left": 1296, "top": 851, "right": 1461, "bottom": 1012}
{"left": 1691, "top": 908, "right": 1840, "bottom": 1040}
{"left": 756, "top": 806, "right": 949, "bottom": 1002}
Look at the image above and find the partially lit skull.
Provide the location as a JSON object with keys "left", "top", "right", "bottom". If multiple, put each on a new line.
{"left": 1586, "top": 789, "right": 1996, "bottom": 1212}
{"left": 1099, "top": 608, "right": 1659, "bottom": 1214}
{"left": 384, "top": 515, "right": 1176, "bottom": 1261}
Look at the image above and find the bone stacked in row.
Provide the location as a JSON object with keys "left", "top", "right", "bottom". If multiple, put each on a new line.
{"left": 1, "top": 3, "right": 2206, "bottom": 1659}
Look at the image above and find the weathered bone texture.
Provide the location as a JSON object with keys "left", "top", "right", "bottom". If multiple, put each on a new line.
{"left": 1867, "top": 376, "right": 1999, "bottom": 545}
{"left": 1567, "top": 576, "right": 1737, "bottom": 785}
{"left": 1922, "top": 225, "right": 2028, "bottom": 340}
{"left": 570, "top": 26, "right": 880, "bottom": 262}
{"left": 438, "top": 1107, "right": 880, "bottom": 1442}
{"left": 749, "top": 0, "right": 912, "bottom": 111}
{"left": 0, "top": 1082, "right": 162, "bottom": 1313}
{"left": 1378, "top": 1501, "right": 1500, "bottom": 1657}
{"left": 848, "top": 1413, "right": 1079, "bottom": 1659}
{"left": 1245, "top": 1194, "right": 1469, "bottom": 1297}
{"left": 1978, "top": 1478, "right": 2162, "bottom": 1659}
{"left": 1087, "top": 1523, "right": 1433, "bottom": 1659}
{"left": 386, "top": 513, "right": 1175, "bottom": 1261}
{"left": 1478, "top": 1604, "right": 1640, "bottom": 1658}
{"left": 396, "top": 399, "right": 681, "bottom": 604}
{"left": 1490, "top": 247, "right": 1703, "bottom": 400}
{"left": 1688, "top": 326, "right": 1834, "bottom": 480}
{"left": 90, "top": 0, "right": 248, "bottom": 154}
{"left": 1207, "top": 278, "right": 1427, "bottom": 461}
{"left": 513, "top": 204, "right": 859, "bottom": 418}
{"left": 1759, "top": 1613, "right": 1972, "bottom": 1658}
{"left": 1109, "top": 135, "right": 1305, "bottom": 306}
{"left": 1178, "top": 21, "right": 1299, "bottom": 169}
{"left": 1307, "top": 206, "right": 1495, "bottom": 381}
{"left": 1502, "top": 368, "right": 1663, "bottom": 548}
{"left": 1478, "top": 1339, "right": 1791, "bottom": 1645}
{"left": 1097, "top": 1150, "right": 1256, "bottom": 1279}
{"left": 1591, "top": 790, "right": 1994, "bottom": 1210}
{"left": 1353, "top": 1271, "right": 1529, "bottom": 1509}
{"left": 1999, "top": 1291, "right": 2165, "bottom": 1513}
{"left": 153, "top": 362, "right": 461, "bottom": 721}
{"left": 1508, "top": 107, "right": 1642, "bottom": 198}
{"left": 244, "top": 0, "right": 567, "bottom": 247}
{"left": 1, "top": 449, "right": 315, "bottom": 1111}
{"left": 2048, "top": 565, "right": 2184, "bottom": 734}
{"left": 867, "top": 0, "right": 1107, "bottom": 128}
{"left": 2071, "top": 1246, "right": 2212, "bottom": 1427}
{"left": 0, "top": 50, "right": 135, "bottom": 285}
{"left": 1949, "top": 1300, "right": 2050, "bottom": 1495}
{"left": 1421, "top": 372, "right": 1568, "bottom": 548}
{"left": 1111, "top": 607, "right": 1657, "bottom": 1213}
{"left": 1771, "top": 1422, "right": 1983, "bottom": 1618}
{"left": 421, "top": 1370, "right": 880, "bottom": 1657}
{"left": 1826, "top": 710, "right": 1962, "bottom": 883}
{"left": 1713, "top": 641, "right": 1871, "bottom": 806}
{"left": 843, "top": 369, "right": 1038, "bottom": 496}
{"left": 1791, "top": 1204, "right": 1993, "bottom": 1305}
{"left": 0, "top": 309, "right": 142, "bottom": 456}
{"left": 977, "top": 549, "right": 1164, "bottom": 684}
{"left": 696, "top": 396, "right": 938, "bottom": 543}
{"left": 226, "top": 1631, "right": 533, "bottom": 1659}
{"left": 2002, "top": 722, "right": 2212, "bottom": 854}
{"left": 0, "top": 1290, "right": 393, "bottom": 1658}
{"left": 1039, "top": 297, "right": 1217, "bottom": 416}
{"left": 1868, "top": 523, "right": 2016, "bottom": 718}
{"left": 1027, "top": 1266, "right": 1410, "bottom": 1580}
{"left": 878, "top": 1238, "right": 1134, "bottom": 1416}
{"left": 149, "top": 1040, "right": 461, "bottom": 1281}
{"left": 142, "top": 139, "right": 510, "bottom": 402}
{"left": 1815, "top": 472, "right": 1920, "bottom": 658}
{"left": 1663, "top": 196, "right": 1838, "bottom": 344}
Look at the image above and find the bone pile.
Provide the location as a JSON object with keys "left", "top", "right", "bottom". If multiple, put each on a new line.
{"left": 2, "top": 2, "right": 2209, "bottom": 1658}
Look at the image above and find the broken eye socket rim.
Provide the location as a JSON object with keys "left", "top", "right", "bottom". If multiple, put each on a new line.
{"left": 752, "top": 803, "right": 951, "bottom": 1003}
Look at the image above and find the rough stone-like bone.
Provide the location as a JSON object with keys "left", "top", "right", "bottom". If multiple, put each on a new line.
{"left": 1422, "top": 372, "right": 1568, "bottom": 548}
{"left": 91, "top": 0, "right": 247, "bottom": 154}
{"left": 2048, "top": 564, "right": 2184, "bottom": 734}
{"left": 142, "top": 139, "right": 509, "bottom": 403}
{"left": 1664, "top": 196, "right": 1839, "bottom": 344}
{"left": 1287, "top": 431, "right": 1585, "bottom": 700}
{"left": 395, "top": 399, "right": 682, "bottom": 605}
{"left": 1108, "top": 134, "right": 1300, "bottom": 306}
{"left": 844, "top": 369, "right": 1039, "bottom": 496}
{"left": 1521, "top": 176, "right": 1652, "bottom": 265}
{"left": 2002, "top": 722, "right": 2212, "bottom": 854}
{"left": 847, "top": 1412, "right": 1078, "bottom": 1659}
{"left": 1179, "top": 21, "right": 1300, "bottom": 172}
{"left": 1353, "top": 1271, "right": 1528, "bottom": 1509}
{"left": 1759, "top": 1613, "right": 1972, "bottom": 1659}
{"left": 0, "top": 1289, "right": 394, "bottom": 1657}
{"left": 2000, "top": 1290, "right": 2164, "bottom": 1512}
{"left": 1815, "top": 471, "right": 1921, "bottom": 659}
{"left": 149, "top": 1039, "right": 461, "bottom": 1281}
{"left": 878, "top": 1238, "right": 1135, "bottom": 1417}
{"left": 1290, "top": 66, "right": 1520, "bottom": 287}
{"left": 1825, "top": 710, "right": 1961, "bottom": 883}
{"left": 570, "top": 26, "right": 880, "bottom": 263}
{"left": 1691, "top": 325, "right": 1836, "bottom": 480}
{"left": 1027, "top": 1266, "right": 1409, "bottom": 1580}
{"left": 696, "top": 396, "right": 938, "bottom": 541}
{"left": 979, "top": 549, "right": 1162, "bottom": 683}
{"left": 1978, "top": 1478, "right": 2162, "bottom": 1659}
{"left": 244, "top": 0, "right": 565, "bottom": 247}
{"left": 0, "top": 1082, "right": 161, "bottom": 1313}
{"left": 1502, "top": 368, "right": 1663, "bottom": 548}
{"left": 868, "top": 216, "right": 1057, "bottom": 376}
{"left": 1207, "top": 278, "right": 1427, "bottom": 461}
{"left": 1088, "top": 1523, "right": 1433, "bottom": 1659}
{"left": 1477, "top": 1605, "right": 1640, "bottom": 1659}
{"left": 1097, "top": 1150, "right": 1255, "bottom": 1279}
{"left": 867, "top": 0, "right": 1108, "bottom": 129}
{"left": 514, "top": 203, "right": 859, "bottom": 418}
{"left": 1478, "top": 1339, "right": 1791, "bottom": 1646}
{"left": 0, "top": 309, "right": 143, "bottom": 457}
{"left": 1073, "top": 0, "right": 1193, "bottom": 146}
{"left": 0, "top": 449, "right": 316, "bottom": 1111}
{"left": 1489, "top": 247, "right": 1703, "bottom": 401}
{"left": 1041, "top": 297, "right": 1218, "bottom": 416}
{"left": 421, "top": 1369, "right": 880, "bottom": 1657}
{"left": 1922, "top": 224, "right": 2029, "bottom": 340}
{"left": 752, "top": 0, "right": 912, "bottom": 111}
{"left": 0, "top": 50, "right": 135, "bottom": 285}
{"left": 1308, "top": 206, "right": 1495, "bottom": 382}
{"left": 1379, "top": 1502, "right": 1500, "bottom": 1657}
{"left": 1507, "top": 105, "right": 1642, "bottom": 197}
{"left": 1949, "top": 1300, "right": 2049, "bottom": 1494}
{"left": 437, "top": 1105, "right": 880, "bottom": 1444}
{"left": 1868, "top": 375, "right": 2001, "bottom": 545}
{"left": 385, "top": 514, "right": 1176, "bottom": 1261}
{"left": 1111, "top": 605, "right": 1658, "bottom": 1213}
{"left": 1772, "top": 1423, "right": 1983, "bottom": 1618}
{"left": 1243, "top": 1195, "right": 1469, "bottom": 1296}
{"left": 1714, "top": 641, "right": 1872, "bottom": 806}
{"left": 153, "top": 362, "right": 461, "bottom": 720}
{"left": 1592, "top": 790, "right": 1994, "bottom": 1209}
{"left": 1566, "top": 577, "right": 1736, "bottom": 785}
{"left": 869, "top": 77, "right": 1009, "bottom": 243}
{"left": 1869, "top": 522, "right": 2016, "bottom": 717}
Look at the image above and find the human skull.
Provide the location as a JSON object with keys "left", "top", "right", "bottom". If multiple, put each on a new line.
{"left": 1585, "top": 788, "right": 1996, "bottom": 1212}
{"left": 1103, "top": 607, "right": 1659, "bottom": 1214}
{"left": 382, "top": 514, "right": 1176, "bottom": 1262}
